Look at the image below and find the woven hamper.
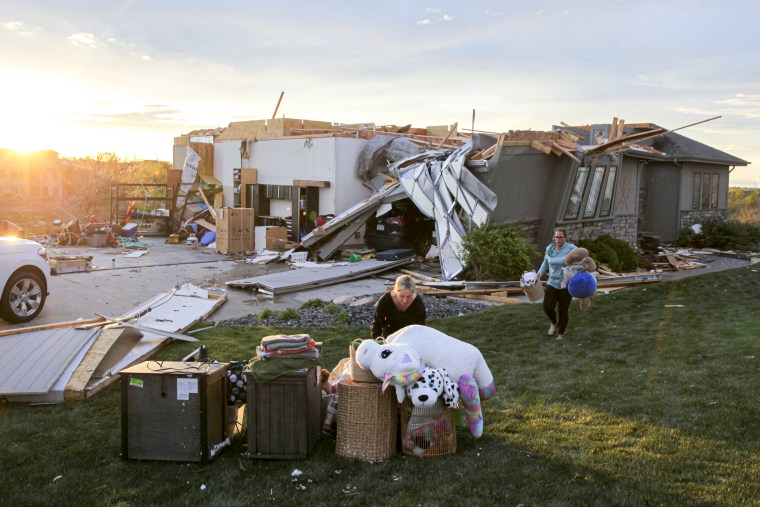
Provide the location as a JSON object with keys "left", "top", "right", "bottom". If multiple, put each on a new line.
{"left": 348, "top": 339, "right": 379, "bottom": 383}
{"left": 336, "top": 380, "right": 397, "bottom": 461}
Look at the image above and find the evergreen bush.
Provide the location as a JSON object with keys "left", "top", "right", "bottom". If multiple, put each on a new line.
{"left": 458, "top": 223, "right": 539, "bottom": 281}
{"left": 578, "top": 235, "right": 637, "bottom": 272}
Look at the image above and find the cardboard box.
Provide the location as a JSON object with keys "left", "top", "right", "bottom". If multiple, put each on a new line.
{"left": 265, "top": 226, "right": 288, "bottom": 249}
{"left": 216, "top": 208, "right": 255, "bottom": 254}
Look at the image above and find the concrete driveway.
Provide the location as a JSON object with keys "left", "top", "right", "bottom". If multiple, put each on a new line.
{"left": 0, "top": 241, "right": 391, "bottom": 331}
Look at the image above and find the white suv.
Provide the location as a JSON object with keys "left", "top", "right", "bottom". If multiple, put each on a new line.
{"left": 0, "top": 237, "right": 51, "bottom": 323}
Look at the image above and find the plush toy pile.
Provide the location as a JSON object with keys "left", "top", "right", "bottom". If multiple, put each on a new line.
{"left": 562, "top": 247, "right": 599, "bottom": 310}
{"left": 355, "top": 325, "right": 496, "bottom": 438}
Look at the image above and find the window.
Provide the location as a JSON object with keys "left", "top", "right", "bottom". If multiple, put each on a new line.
{"left": 710, "top": 173, "right": 719, "bottom": 208}
{"left": 564, "top": 164, "right": 618, "bottom": 221}
{"left": 564, "top": 167, "right": 589, "bottom": 220}
{"left": 599, "top": 166, "right": 617, "bottom": 217}
{"left": 693, "top": 172, "right": 719, "bottom": 210}
{"left": 583, "top": 167, "right": 606, "bottom": 218}
{"left": 692, "top": 172, "right": 701, "bottom": 209}
{"left": 701, "top": 173, "right": 710, "bottom": 209}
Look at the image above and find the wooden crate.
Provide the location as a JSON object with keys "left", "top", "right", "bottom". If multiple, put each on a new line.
{"left": 120, "top": 361, "right": 229, "bottom": 463}
{"left": 244, "top": 366, "right": 321, "bottom": 459}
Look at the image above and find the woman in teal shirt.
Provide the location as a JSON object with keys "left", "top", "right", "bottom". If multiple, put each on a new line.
{"left": 536, "top": 228, "right": 576, "bottom": 339}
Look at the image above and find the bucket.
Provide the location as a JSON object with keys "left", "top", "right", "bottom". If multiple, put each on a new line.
{"left": 86, "top": 232, "right": 107, "bottom": 248}
{"left": 187, "top": 237, "right": 198, "bottom": 248}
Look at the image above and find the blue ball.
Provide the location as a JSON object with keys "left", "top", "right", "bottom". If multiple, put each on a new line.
{"left": 568, "top": 271, "right": 596, "bottom": 299}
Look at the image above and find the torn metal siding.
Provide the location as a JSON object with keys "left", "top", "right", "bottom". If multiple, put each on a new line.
{"left": 0, "top": 327, "right": 100, "bottom": 396}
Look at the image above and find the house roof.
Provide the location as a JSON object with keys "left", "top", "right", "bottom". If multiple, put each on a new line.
{"left": 557, "top": 123, "right": 749, "bottom": 166}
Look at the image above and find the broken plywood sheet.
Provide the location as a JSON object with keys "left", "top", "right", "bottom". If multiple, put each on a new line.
{"left": 227, "top": 258, "right": 414, "bottom": 295}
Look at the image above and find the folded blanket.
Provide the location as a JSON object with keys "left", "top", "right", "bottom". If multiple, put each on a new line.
{"left": 256, "top": 346, "right": 320, "bottom": 360}
{"left": 261, "top": 334, "right": 312, "bottom": 351}
{"left": 247, "top": 356, "right": 323, "bottom": 383}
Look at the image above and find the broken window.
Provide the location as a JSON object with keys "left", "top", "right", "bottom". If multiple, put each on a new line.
{"left": 564, "top": 167, "right": 589, "bottom": 220}
{"left": 599, "top": 166, "right": 617, "bottom": 217}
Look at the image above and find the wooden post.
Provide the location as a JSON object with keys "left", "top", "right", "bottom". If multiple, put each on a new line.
{"left": 272, "top": 91, "right": 284, "bottom": 120}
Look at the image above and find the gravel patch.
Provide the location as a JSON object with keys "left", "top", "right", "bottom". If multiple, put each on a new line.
{"left": 218, "top": 294, "right": 494, "bottom": 328}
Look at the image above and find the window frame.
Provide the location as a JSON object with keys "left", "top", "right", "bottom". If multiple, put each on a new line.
{"left": 563, "top": 163, "right": 618, "bottom": 221}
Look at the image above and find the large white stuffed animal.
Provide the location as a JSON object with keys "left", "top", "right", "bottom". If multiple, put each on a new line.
{"left": 356, "top": 325, "right": 496, "bottom": 437}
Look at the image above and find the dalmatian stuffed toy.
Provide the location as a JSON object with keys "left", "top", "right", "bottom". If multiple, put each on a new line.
{"left": 403, "top": 367, "right": 459, "bottom": 456}
{"left": 405, "top": 367, "right": 459, "bottom": 409}
{"left": 355, "top": 325, "right": 495, "bottom": 438}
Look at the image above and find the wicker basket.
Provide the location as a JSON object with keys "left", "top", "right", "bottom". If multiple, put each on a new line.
{"left": 349, "top": 339, "right": 379, "bottom": 383}
{"left": 336, "top": 380, "right": 398, "bottom": 461}
{"left": 522, "top": 282, "right": 545, "bottom": 302}
{"left": 400, "top": 399, "right": 456, "bottom": 458}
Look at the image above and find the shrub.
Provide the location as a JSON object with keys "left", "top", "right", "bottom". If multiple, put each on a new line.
{"left": 279, "top": 307, "right": 299, "bottom": 321}
{"left": 458, "top": 223, "right": 539, "bottom": 281}
{"left": 578, "top": 235, "right": 638, "bottom": 272}
{"left": 300, "top": 298, "right": 325, "bottom": 309}
{"left": 677, "top": 218, "right": 760, "bottom": 251}
{"left": 322, "top": 303, "right": 342, "bottom": 314}
{"left": 334, "top": 310, "right": 352, "bottom": 325}
{"left": 257, "top": 307, "right": 275, "bottom": 320}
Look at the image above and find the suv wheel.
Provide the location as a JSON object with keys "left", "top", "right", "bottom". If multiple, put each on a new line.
{"left": 1, "top": 270, "right": 47, "bottom": 323}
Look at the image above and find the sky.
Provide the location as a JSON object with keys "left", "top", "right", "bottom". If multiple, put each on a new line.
{"left": 1, "top": 0, "right": 759, "bottom": 186}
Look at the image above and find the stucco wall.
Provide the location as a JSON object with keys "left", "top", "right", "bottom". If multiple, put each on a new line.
{"left": 213, "top": 137, "right": 370, "bottom": 215}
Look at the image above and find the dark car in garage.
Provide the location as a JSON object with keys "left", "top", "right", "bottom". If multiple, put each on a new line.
{"left": 365, "top": 200, "right": 435, "bottom": 256}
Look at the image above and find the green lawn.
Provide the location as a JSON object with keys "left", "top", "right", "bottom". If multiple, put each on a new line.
{"left": 2, "top": 265, "right": 759, "bottom": 506}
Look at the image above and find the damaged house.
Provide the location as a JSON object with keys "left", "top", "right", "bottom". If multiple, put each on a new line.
{"left": 172, "top": 116, "right": 749, "bottom": 280}
{"left": 471, "top": 119, "right": 749, "bottom": 247}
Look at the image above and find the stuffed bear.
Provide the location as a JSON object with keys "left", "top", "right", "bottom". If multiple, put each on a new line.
{"left": 357, "top": 325, "right": 495, "bottom": 438}
{"left": 562, "top": 247, "right": 598, "bottom": 310}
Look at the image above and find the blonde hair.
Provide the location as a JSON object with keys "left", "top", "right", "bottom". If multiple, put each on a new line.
{"left": 394, "top": 274, "right": 416, "bottom": 292}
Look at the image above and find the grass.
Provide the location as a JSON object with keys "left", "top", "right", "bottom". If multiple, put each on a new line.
{"left": 2, "top": 265, "right": 760, "bottom": 505}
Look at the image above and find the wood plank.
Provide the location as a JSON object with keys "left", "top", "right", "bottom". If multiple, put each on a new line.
{"left": 609, "top": 117, "right": 618, "bottom": 141}
{"left": 458, "top": 294, "right": 522, "bottom": 304}
{"left": 0, "top": 317, "right": 105, "bottom": 337}
{"left": 400, "top": 270, "right": 441, "bottom": 282}
{"left": 616, "top": 119, "right": 625, "bottom": 139}
{"left": 435, "top": 122, "right": 458, "bottom": 149}
{"left": 293, "top": 179, "right": 330, "bottom": 188}
{"left": 195, "top": 218, "right": 216, "bottom": 232}
{"left": 529, "top": 140, "right": 552, "bottom": 155}
{"left": 469, "top": 144, "right": 498, "bottom": 161}
{"left": 551, "top": 142, "right": 582, "bottom": 163}
{"left": 64, "top": 327, "right": 123, "bottom": 401}
{"left": 666, "top": 254, "right": 680, "bottom": 270}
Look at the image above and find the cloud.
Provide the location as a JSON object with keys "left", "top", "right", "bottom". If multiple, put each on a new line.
{"left": 416, "top": 19, "right": 432, "bottom": 25}
{"left": 426, "top": 8, "right": 442, "bottom": 14}
{"left": 440, "top": 14, "right": 454, "bottom": 21}
{"left": 68, "top": 32, "right": 97, "bottom": 47}
{"left": 3, "top": 21, "right": 23, "bottom": 31}
{"left": 69, "top": 105, "right": 186, "bottom": 130}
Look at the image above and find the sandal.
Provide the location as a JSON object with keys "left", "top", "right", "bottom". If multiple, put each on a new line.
{"left": 556, "top": 334, "right": 566, "bottom": 340}
{"left": 547, "top": 324, "right": 557, "bottom": 336}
